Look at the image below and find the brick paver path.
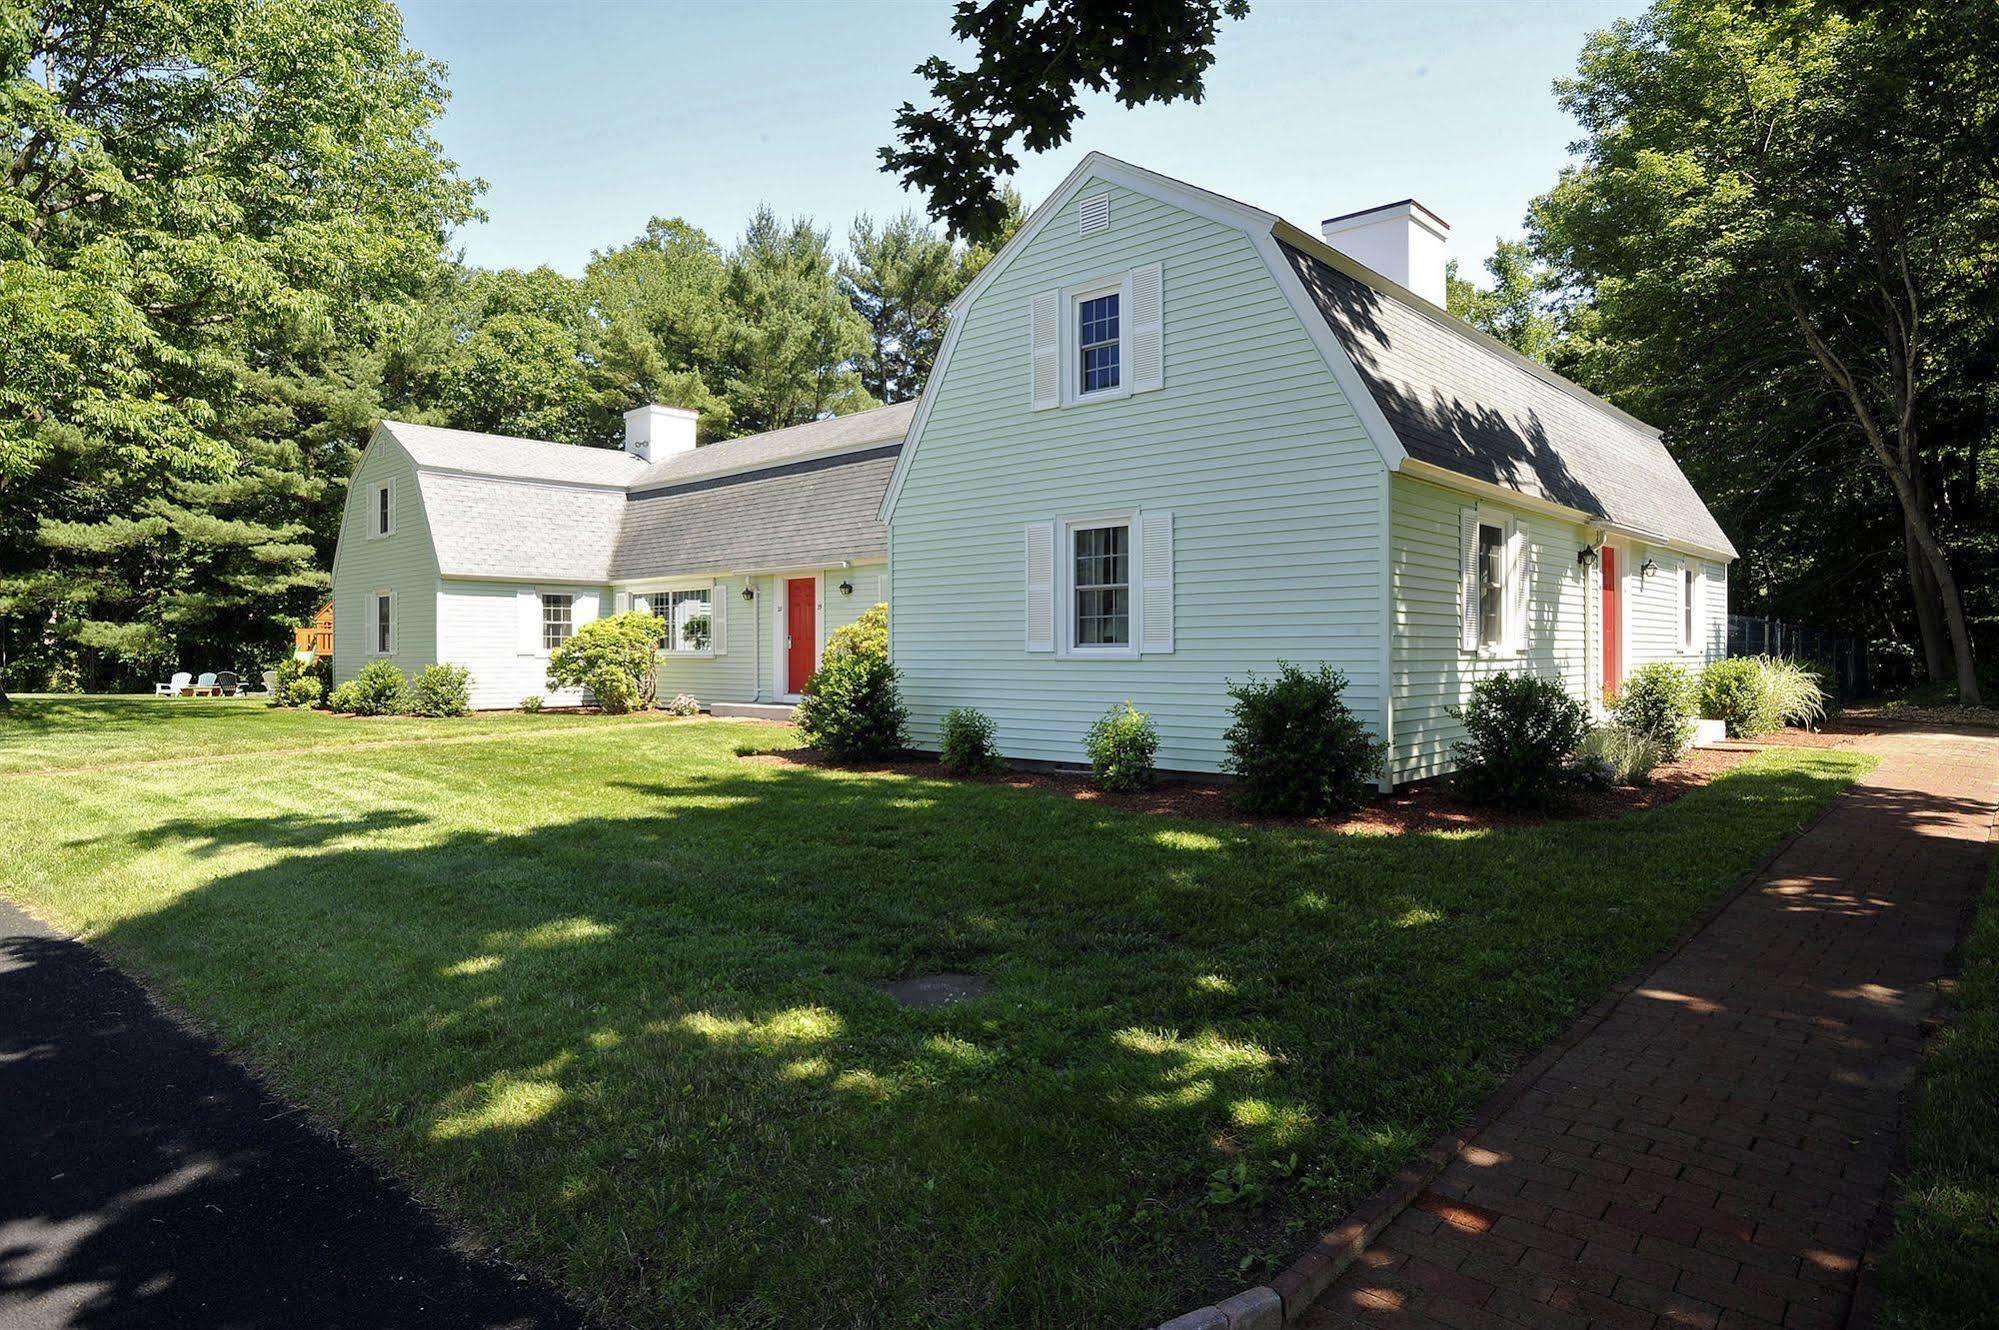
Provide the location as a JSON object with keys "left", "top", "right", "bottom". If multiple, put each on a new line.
{"left": 1304, "top": 726, "right": 1999, "bottom": 1330}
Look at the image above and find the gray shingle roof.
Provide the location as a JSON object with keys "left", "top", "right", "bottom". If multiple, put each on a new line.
{"left": 628, "top": 400, "right": 916, "bottom": 492}
{"left": 611, "top": 446, "right": 899, "bottom": 579}
{"left": 1280, "top": 243, "right": 1736, "bottom": 557}
{"left": 419, "top": 471, "right": 629, "bottom": 581}
{"left": 380, "top": 420, "right": 642, "bottom": 487}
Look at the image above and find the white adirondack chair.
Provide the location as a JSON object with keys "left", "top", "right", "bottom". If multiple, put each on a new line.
{"left": 154, "top": 671, "right": 192, "bottom": 697}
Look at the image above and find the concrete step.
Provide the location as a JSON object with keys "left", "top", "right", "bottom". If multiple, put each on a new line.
{"left": 710, "top": 701, "right": 797, "bottom": 722}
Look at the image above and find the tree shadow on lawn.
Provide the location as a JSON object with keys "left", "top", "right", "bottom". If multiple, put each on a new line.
{"left": 57, "top": 751, "right": 1876, "bottom": 1328}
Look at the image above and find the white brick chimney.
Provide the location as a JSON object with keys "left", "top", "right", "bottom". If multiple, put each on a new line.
{"left": 1320, "top": 200, "right": 1450, "bottom": 307}
{"left": 622, "top": 403, "right": 699, "bottom": 462}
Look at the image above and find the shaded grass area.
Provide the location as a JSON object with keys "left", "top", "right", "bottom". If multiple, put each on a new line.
{"left": 1881, "top": 860, "right": 1999, "bottom": 1328}
{"left": 0, "top": 693, "right": 662, "bottom": 774}
{"left": 0, "top": 711, "right": 1874, "bottom": 1328}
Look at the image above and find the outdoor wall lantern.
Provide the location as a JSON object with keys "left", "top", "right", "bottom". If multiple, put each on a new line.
{"left": 838, "top": 580, "right": 854, "bottom": 596}
{"left": 1640, "top": 557, "right": 1660, "bottom": 580}
{"left": 740, "top": 585, "right": 755, "bottom": 601}
{"left": 1577, "top": 545, "right": 1600, "bottom": 569}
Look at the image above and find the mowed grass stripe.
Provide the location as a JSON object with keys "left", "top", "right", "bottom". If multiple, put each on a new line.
{"left": 0, "top": 705, "right": 1875, "bottom": 1328}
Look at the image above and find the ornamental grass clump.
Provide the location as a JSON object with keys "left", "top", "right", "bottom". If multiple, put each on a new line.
{"left": 547, "top": 611, "right": 666, "bottom": 715}
{"left": 1450, "top": 672, "right": 1590, "bottom": 809}
{"left": 1222, "top": 663, "right": 1383, "bottom": 816}
{"left": 1086, "top": 701, "right": 1158, "bottom": 793}
{"left": 797, "top": 605, "right": 907, "bottom": 761}
{"left": 1574, "top": 726, "right": 1661, "bottom": 788}
{"left": 1700, "top": 657, "right": 1783, "bottom": 738}
{"left": 1610, "top": 661, "right": 1700, "bottom": 760}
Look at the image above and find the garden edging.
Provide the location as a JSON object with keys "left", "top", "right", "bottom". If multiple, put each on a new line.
{"left": 1152, "top": 766, "right": 1856, "bottom": 1330}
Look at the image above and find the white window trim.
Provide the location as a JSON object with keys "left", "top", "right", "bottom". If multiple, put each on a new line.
{"left": 1679, "top": 560, "right": 1699, "bottom": 654}
{"left": 1467, "top": 506, "right": 1520, "bottom": 657}
{"left": 1063, "top": 273, "right": 1134, "bottom": 406}
{"left": 1059, "top": 509, "right": 1140, "bottom": 659}
{"left": 538, "top": 589, "right": 576, "bottom": 656}
{"left": 368, "top": 587, "right": 395, "bottom": 656}
{"left": 369, "top": 480, "right": 393, "bottom": 539}
{"left": 622, "top": 580, "right": 720, "bottom": 657}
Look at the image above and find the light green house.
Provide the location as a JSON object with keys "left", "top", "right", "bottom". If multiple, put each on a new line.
{"left": 330, "top": 404, "right": 907, "bottom": 712}
{"left": 881, "top": 154, "right": 1736, "bottom": 785}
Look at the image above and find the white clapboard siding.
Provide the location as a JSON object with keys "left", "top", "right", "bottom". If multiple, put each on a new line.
{"left": 330, "top": 435, "right": 438, "bottom": 688}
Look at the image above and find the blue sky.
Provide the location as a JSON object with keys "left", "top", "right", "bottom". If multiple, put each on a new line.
{"left": 400, "top": 0, "right": 1645, "bottom": 280}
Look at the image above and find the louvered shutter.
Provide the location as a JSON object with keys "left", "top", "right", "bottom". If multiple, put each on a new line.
{"left": 1459, "top": 508, "right": 1480, "bottom": 651}
{"left": 1129, "top": 263, "right": 1163, "bottom": 394}
{"left": 1025, "top": 521, "right": 1056, "bottom": 652}
{"left": 1138, "top": 510, "right": 1174, "bottom": 653}
{"left": 711, "top": 584, "right": 728, "bottom": 655}
{"left": 1507, "top": 523, "right": 1529, "bottom": 652}
{"left": 518, "top": 588, "right": 541, "bottom": 654}
{"left": 1030, "top": 291, "right": 1061, "bottom": 410}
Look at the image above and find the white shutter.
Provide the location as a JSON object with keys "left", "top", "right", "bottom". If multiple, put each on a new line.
{"left": 1138, "top": 510, "right": 1174, "bottom": 653}
{"left": 712, "top": 583, "right": 728, "bottom": 655}
{"left": 1129, "top": 262, "right": 1163, "bottom": 394}
{"left": 1459, "top": 508, "right": 1480, "bottom": 652}
{"left": 573, "top": 589, "right": 600, "bottom": 628}
{"left": 1024, "top": 521, "right": 1056, "bottom": 652}
{"left": 1507, "top": 523, "right": 1529, "bottom": 652}
{"left": 385, "top": 591, "right": 396, "bottom": 655}
{"left": 518, "top": 588, "right": 541, "bottom": 654}
{"left": 1030, "top": 290, "right": 1061, "bottom": 410}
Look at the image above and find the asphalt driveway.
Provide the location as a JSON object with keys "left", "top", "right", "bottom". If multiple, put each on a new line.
{"left": 0, "top": 899, "right": 588, "bottom": 1330}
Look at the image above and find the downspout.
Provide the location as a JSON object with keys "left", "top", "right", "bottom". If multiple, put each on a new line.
{"left": 1377, "top": 466, "right": 1396, "bottom": 793}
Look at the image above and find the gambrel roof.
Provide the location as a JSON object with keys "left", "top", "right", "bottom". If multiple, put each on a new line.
{"left": 369, "top": 404, "right": 910, "bottom": 583}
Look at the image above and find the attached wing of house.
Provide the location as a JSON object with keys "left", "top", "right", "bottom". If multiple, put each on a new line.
{"left": 330, "top": 402, "right": 912, "bottom": 712}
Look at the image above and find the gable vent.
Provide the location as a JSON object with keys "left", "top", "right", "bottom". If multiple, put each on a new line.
{"left": 1078, "top": 193, "right": 1110, "bottom": 236}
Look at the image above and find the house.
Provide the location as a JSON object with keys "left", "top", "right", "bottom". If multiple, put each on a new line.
{"left": 329, "top": 402, "right": 908, "bottom": 711}
{"left": 880, "top": 153, "right": 1735, "bottom": 785}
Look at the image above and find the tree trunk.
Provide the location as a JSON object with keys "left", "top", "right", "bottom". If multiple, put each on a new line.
{"left": 1904, "top": 517, "right": 1950, "bottom": 682}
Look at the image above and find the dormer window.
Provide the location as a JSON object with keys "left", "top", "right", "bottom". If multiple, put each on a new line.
{"left": 1078, "top": 291, "right": 1121, "bottom": 395}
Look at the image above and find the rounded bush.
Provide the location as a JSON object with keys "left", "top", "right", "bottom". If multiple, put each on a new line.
{"left": 797, "top": 652, "right": 908, "bottom": 759}
{"left": 408, "top": 663, "right": 472, "bottom": 717}
{"left": 1450, "top": 672, "right": 1590, "bottom": 808}
{"left": 1222, "top": 663, "right": 1384, "bottom": 815}
{"left": 1086, "top": 701, "right": 1158, "bottom": 793}
{"left": 519, "top": 694, "right": 544, "bottom": 714}
{"left": 1700, "top": 657, "right": 1783, "bottom": 737}
{"left": 326, "top": 680, "right": 361, "bottom": 712}
{"left": 940, "top": 706, "right": 1003, "bottom": 776}
{"left": 547, "top": 611, "right": 666, "bottom": 713}
{"left": 269, "top": 655, "right": 329, "bottom": 708}
{"left": 339, "top": 660, "right": 409, "bottom": 716}
{"left": 1610, "top": 661, "right": 1699, "bottom": 759}
{"left": 283, "top": 676, "right": 325, "bottom": 709}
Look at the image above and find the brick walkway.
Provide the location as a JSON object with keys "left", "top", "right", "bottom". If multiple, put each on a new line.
{"left": 1303, "top": 726, "right": 1999, "bottom": 1330}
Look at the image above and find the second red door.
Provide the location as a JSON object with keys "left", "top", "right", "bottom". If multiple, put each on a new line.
{"left": 786, "top": 577, "right": 817, "bottom": 694}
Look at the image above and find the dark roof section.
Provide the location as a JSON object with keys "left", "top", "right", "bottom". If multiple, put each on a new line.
{"left": 611, "top": 445, "right": 900, "bottom": 579}
{"left": 1280, "top": 242, "right": 1736, "bottom": 556}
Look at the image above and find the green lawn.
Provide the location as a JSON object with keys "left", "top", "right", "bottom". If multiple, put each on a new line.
{"left": 0, "top": 699, "right": 1874, "bottom": 1328}
{"left": 1881, "top": 859, "right": 1999, "bottom": 1328}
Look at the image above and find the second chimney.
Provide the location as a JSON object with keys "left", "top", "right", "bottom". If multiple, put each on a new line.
{"left": 622, "top": 403, "right": 699, "bottom": 463}
{"left": 1320, "top": 200, "right": 1450, "bottom": 308}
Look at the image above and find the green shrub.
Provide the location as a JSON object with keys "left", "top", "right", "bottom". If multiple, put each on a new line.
{"left": 1086, "top": 701, "right": 1158, "bottom": 793}
{"left": 797, "top": 651, "right": 908, "bottom": 760}
{"left": 1575, "top": 727, "right": 1660, "bottom": 788}
{"left": 1450, "top": 673, "right": 1590, "bottom": 808}
{"left": 519, "top": 694, "right": 544, "bottom": 714}
{"left": 1611, "top": 661, "right": 1700, "bottom": 759}
{"left": 663, "top": 693, "right": 700, "bottom": 717}
{"left": 1763, "top": 656, "right": 1828, "bottom": 728}
{"left": 326, "top": 680, "right": 361, "bottom": 712}
{"left": 340, "top": 660, "right": 409, "bottom": 716}
{"left": 1701, "top": 657, "right": 1783, "bottom": 737}
{"left": 269, "top": 655, "right": 330, "bottom": 708}
{"left": 1222, "top": 663, "right": 1383, "bottom": 815}
{"left": 408, "top": 663, "right": 472, "bottom": 717}
{"left": 940, "top": 707, "right": 1004, "bottom": 776}
{"left": 824, "top": 603, "right": 888, "bottom": 662}
{"left": 547, "top": 611, "right": 666, "bottom": 713}
{"left": 283, "top": 676, "right": 324, "bottom": 709}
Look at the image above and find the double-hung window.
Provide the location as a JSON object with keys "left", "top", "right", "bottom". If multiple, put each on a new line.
{"left": 1682, "top": 565, "right": 1698, "bottom": 652}
{"left": 1077, "top": 291, "right": 1120, "bottom": 395}
{"left": 372, "top": 590, "right": 393, "bottom": 654}
{"left": 541, "top": 593, "right": 573, "bottom": 651}
{"left": 1477, "top": 521, "right": 1506, "bottom": 649}
{"left": 663, "top": 588, "right": 712, "bottom": 652}
{"left": 1072, "top": 522, "right": 1131, "bottom": 649}
{"left": 371, "top": 482, "right": 392, "bottom": 537}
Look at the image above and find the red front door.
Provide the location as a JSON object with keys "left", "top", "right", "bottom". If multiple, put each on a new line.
{"left": 785, "top": 577, "right": 817, "bottom": 694}
{"left": 1600, "top": 546, "right": 1621, "bottom": 695}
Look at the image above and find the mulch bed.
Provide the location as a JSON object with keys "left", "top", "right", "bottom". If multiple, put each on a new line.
{"left": 742, "top": 724, "right": 1861, "bottom": 836}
